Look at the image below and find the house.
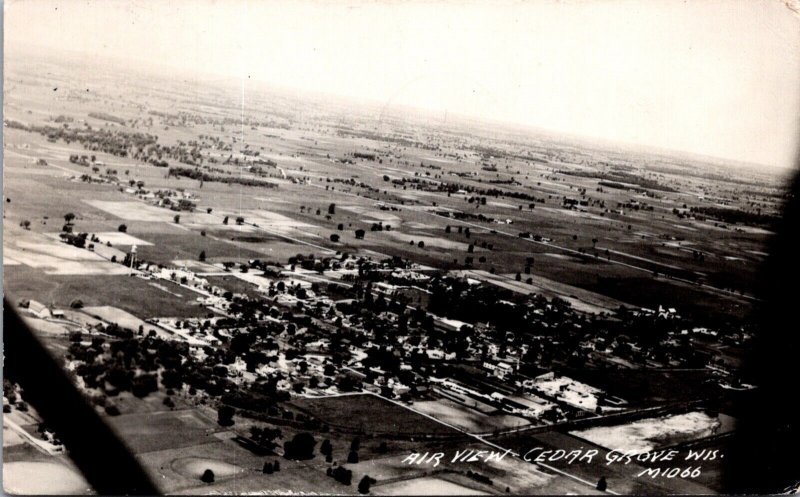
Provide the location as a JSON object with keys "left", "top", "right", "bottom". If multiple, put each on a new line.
{"left": 26, "top": 300, "right": 51, "bottom": 319}
{"left": 494, "top": 362, "right": 514, "bottom": 379}
{"left": 436, "top": 317, "right": 470, "bottom": 333}
{"left": 426, "top": 349, "right": 445, "bottom": 360}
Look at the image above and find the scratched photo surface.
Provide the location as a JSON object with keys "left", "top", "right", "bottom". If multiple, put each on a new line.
{"left": 3, "top": 0, "right": 800, "bottom": 495}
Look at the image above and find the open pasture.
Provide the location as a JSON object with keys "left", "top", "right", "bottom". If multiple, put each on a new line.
{"left": 4, "top": 233, "right": 130, "bottom": 275}
{"left": 411, "top": 398, "right": 530, "bottom": 434}
{"left": 292, "top": 393, "right": 464, "bottom": 438}
{"left": 4, "top": 266, "right": 210, "bottom": 319}
{"left": 570, "top": 411, "right": 728, "bottom": 453}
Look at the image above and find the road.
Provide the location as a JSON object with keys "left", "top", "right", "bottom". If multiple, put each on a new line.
{"left": 4, "top": 417, "right": 63, "bottom": 456}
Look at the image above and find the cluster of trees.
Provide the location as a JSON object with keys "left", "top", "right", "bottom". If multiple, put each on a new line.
{"left": 327, "top": 466, "right": 352, "bottom": 485}
{"left": 561, "top": 169, "right": 678, "bottom": 193}
{"left": 17, "top": 121, "right": 160, "bottom": 161}
{"left": 436, "top": 181, "right": 546, "bottom": 204}
{"left": 688, "top": 206, "right": 779, "bottom": 228}
{"left": 250, "top": 426, "right": 282, "bottom": 452}
{"left": 69, "top": 154, "right": 94, "bottom": 166}
{"left": 168, "top": 167, "right": 278, "bottom": 189}
{"left": 88, "top": 112, "right": 127, "bottom": 125}
{"left": 262, "top": 460, "right": 281, "bottom": 474}
{"left": 466, "top": 470, "right": 494, "bottom": 486}
{"left": 60, "top": 231, "right": 89, "bottom": 249}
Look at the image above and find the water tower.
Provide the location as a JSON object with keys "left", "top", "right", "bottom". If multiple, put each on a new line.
{"left": 129, "top": 244, "right": 138, "bottom": 276}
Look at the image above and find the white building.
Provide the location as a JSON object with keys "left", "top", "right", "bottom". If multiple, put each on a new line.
{"left": 26, "top": 300, "right": 51, "bottom": 319}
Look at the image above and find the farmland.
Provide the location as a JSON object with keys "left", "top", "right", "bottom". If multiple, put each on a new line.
{"left": 2, "top": 46, "right": 787, "bottom": 496}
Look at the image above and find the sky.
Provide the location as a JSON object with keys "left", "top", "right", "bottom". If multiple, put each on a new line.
{"left": 5, "top": 0, "right": 800, "bottom": 170}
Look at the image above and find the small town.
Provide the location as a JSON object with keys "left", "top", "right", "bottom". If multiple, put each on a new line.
{"left": 4, "top": 1, "right": 798, "bottom": 495}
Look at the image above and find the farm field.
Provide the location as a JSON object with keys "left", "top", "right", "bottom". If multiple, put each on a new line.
{"left": 570, "top": 411, "right": 730, "bottom": 452}
{"left": 3, "top": 38, "right": 790, "bottom": 496}
{"left": 411, "top": 398, "right": 530, "bottom": 434}
{"left": 292, "top": 394, "right": 465, "bottom": 438}
{"left": 373, "top": 476, "right": 489, "bottom": 495}
{"left": 104, "top": 409, "right": 222, "bottom": 454}
{"left": 4, "top": 266, "right": 211, "bottom": 319}
{"left": 2, "top": 461, "right": 92, "bottom": 495}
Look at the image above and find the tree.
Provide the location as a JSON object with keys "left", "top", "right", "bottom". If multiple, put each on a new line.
{"left": 263, "top": 462, "right": 273, "bottom": 474}
{"left": 328, "top": 203, "right": 336, "bottom": 215}
{"left": 330, "top": 234, "right": 340, "bottom": 242}
{"left": 283, "top": 432, "right": 316, "bottom": 460}
{"left": 207, "top": 208, "right": 213, "bottom": 214}
{"left": 173, "top": 214, "right": 181, "bottom": 224}
{"left": 347, "top": 450, "right": 359, "bottom": 464}
{"left": 273, "top": 461, "right": 280, "bottom": 472}
{"left": 445, "top": 225, "right": 451, "bottom": 234}
{"left": 596, "top": 476, "right": 607, "bottom": 492}
{"left": 354, "top": 229, "right": 365, "bottom": 240}
{"left": 358, "top": 475, "right": 375, "bottom": 494}
{"left": 358, "top": 475, "right": 376, "bottom": 494}
{"left": 217, "top": 405, "right": 235, "bottom": 426}
{"left": 417, "top": 241, "right": 425, "bottom": 248}
{"left": 236, "top": 216, "right": 245, "bottom": 225}
{"left": 64, "top": 212, "right": 76, "bottom": 224}
{"left": 118, "top": 224, "right": 127, "bottom": 233}
{"left": 223, "top": 216, "right": 229, "bottom": 225}
{"left": 332, "top": 466, "right": 353, "bottom": 485}
{"left": 131, "top": 374, "right": 158, "bottom": 398}
{"left": 320, "top": 439, "right": 332, "bottom": 457}
{"left": 199, "top": 250, "right": 206, "bottom": 262}
{"left": 201, "top": 469, "right": 215, "bottom": 483}
{"left": 20, "top": 220, "right": 31, "bottom": 230}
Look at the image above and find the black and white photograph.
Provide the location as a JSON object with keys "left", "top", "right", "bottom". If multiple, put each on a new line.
{"left": 3, "top": 0, "right": 800, "bottom": 494}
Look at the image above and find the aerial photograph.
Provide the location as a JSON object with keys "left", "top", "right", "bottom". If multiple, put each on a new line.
{"left": 3, "top": 0, "right": 800, "bottom": 495}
